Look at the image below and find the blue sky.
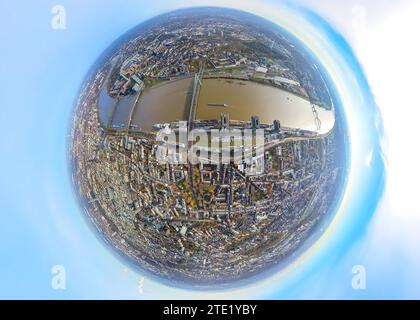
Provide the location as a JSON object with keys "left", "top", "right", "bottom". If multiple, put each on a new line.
{"left": 0, "top": 0, "right": 418, "bottom": 299}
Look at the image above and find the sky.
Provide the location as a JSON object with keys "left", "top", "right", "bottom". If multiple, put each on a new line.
{"left": 0, "top": 0, "right": 419, "bottom": 299}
